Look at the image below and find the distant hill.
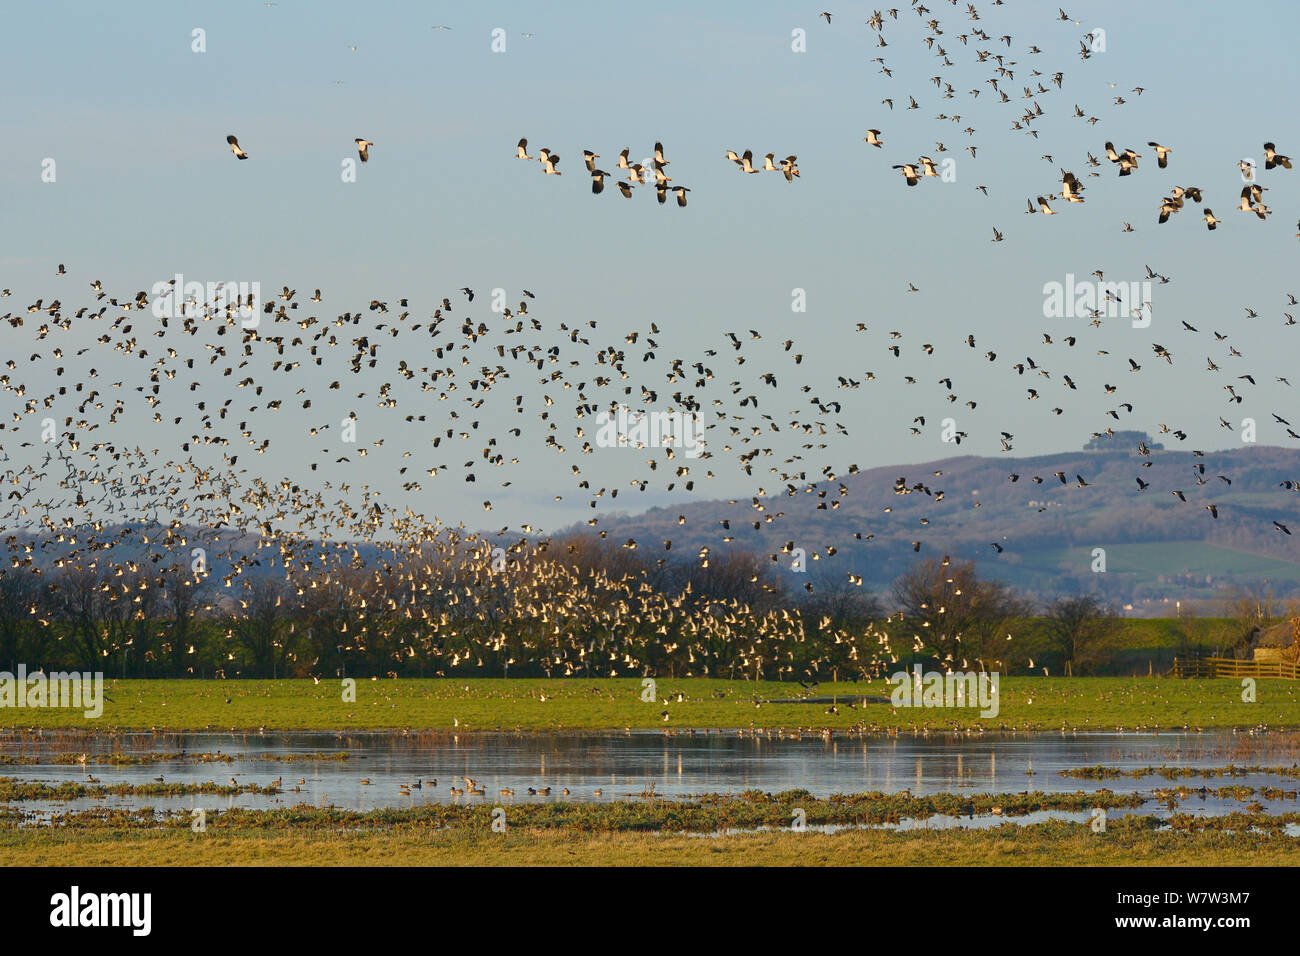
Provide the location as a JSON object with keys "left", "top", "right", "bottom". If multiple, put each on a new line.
{"left": 12, "top": 443, "right": 1299, "bottom": 615}
{"left": 571, "top": 444, "right": 1300, "bottom": 610}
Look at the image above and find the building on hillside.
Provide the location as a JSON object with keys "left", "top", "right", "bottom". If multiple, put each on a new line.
{"left": 1082, "top": 430, "right": 1163, "bottom": 452}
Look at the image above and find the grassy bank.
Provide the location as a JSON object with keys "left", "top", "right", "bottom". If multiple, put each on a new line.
{"left": 4, "top": 789, "right": 1297, "bottom": 866}
{"left": 3, "top": 818, "right": 1296, "bottom": 866}
{"left": 1, "top": 677, "right": 1296, "bottom": 732}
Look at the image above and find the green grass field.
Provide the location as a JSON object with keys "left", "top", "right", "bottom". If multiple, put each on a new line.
{"left": 1, "top": 677, "right": 1297, "bottom": 732}
{"left": 1032, "top": 541, "right": 1300, "bottom": 586}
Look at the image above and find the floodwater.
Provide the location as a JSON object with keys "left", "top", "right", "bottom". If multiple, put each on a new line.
{"left": 3, "top": 729, "right": 1299, "bottom": 828}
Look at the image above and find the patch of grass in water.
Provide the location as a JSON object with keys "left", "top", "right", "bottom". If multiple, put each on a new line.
{"left": 1062, "top": 763, "right": 1300, "bottom": 780}
{"left": 0, "top": 777, "right": 281, "bottom": 801}
{"left": 1, "top": 788, "right": 1144, "bottom": 831}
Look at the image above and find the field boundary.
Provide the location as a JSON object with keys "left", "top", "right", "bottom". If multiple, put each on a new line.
{"left": 1171, "top": 657, "right": 1300, "bottom": 680}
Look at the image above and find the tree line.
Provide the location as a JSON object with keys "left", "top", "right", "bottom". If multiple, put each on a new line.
{"left": 0, "top": 537, "right": 1282, "bottom": 679}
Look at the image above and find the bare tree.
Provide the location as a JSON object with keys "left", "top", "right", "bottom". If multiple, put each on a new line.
{"left": 160, "top": 564, "right": 208, "bottom": 675}
{"left": 680, "top": 547, "right": 786, "bottom": 612}
{"left": 228, "top": 577, "right": 295, "bottom": 677}
{"left": 891, "top": 557, "right": 1028, "bottom": 665}
{"left": 793, "top": 579, "right": 883, "bottom": 680}
{"left": 47, "top": 567, "right": 114, "bottom": 670}
{"left": 0, "top": 571, "right": 40, "bottom": 671}
{"left": 1044, "top": 594, "right": 1120, "bottom": 675}
{"left": 799, "top": 579, "right": 883, "bottom": 627}
{"left": 1223, "top": 583, "right": 1280, "bottom": 658}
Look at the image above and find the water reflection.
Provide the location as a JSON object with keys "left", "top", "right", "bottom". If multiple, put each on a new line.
{"left": 2, "top": 729, "right": 1299, "bottom": 822}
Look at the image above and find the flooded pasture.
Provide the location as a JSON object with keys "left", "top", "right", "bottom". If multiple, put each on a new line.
{"left": 3, "top": 728, "right": 1299, "bottom": 830}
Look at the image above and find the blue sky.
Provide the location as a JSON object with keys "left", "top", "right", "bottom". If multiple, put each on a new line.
{"left": 3, "top": 0, "right": 1300, "bottom": 533}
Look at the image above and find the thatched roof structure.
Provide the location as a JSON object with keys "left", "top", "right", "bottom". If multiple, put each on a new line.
{"left": 1255, "top": 621, "right": 1296, "bottom": 648}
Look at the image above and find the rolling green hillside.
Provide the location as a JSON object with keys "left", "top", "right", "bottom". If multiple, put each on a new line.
{"left": 577, "top": 444, "right": 1300, "bottom": 606}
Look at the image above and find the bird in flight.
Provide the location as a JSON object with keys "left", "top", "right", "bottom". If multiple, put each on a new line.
{"left": 1264, "top": 142, "right": 1292, "bottom": 170}
{"left": 1104, "top": 141, "right": 1140, "bottom": 175}
{"left": 1147, "top": 142, "right": 1171, "bottom": 168}
{"left": 894, "top": 163, "right": 920, "bottom": 186}
{"left": 226, "top": 134, "right": 248, "bottom": 160}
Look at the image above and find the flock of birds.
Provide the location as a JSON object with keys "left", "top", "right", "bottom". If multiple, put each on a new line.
{"left": 2, "top": 0, "right": 1299, "bottom": 680}
{"left": 724, "top": 149, "right": 802, "bottom": 181}
{"left": 514, "top": 138, "right": 693, "bottom": 205}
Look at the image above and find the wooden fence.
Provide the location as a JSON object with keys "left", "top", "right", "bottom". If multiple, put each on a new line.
{"left": 1171, "top": 657, "right": 1300, "bottom": 680}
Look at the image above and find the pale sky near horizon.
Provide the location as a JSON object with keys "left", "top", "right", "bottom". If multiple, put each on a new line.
{"left": 3, "top": 0, "right": 1300, "bottom": 535}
